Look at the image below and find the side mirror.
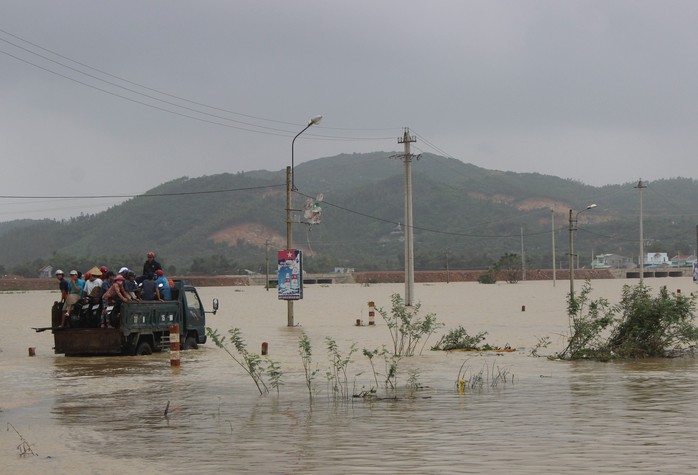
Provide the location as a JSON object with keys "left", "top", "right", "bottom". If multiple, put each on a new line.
{"left": 212, "top": 298, "right": 219, "bottom": 315}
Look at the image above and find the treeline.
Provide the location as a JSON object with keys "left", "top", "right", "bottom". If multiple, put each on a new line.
{"left": 1, "top": 154, "right": 697, "bottom": 275}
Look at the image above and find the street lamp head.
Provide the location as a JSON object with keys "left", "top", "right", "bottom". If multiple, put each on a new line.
{"left": 586, "top": 204, "right": 597, "bottom": 210}
{"left": 308, "top": 115, "right": 323, "bottom": 126}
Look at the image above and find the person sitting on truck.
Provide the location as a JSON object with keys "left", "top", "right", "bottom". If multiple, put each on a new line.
{"left": 142, "top": 251, "right": 162, "bottom": 281}
{"left": 155, "top": 269, "right": 172, "bottom": 300}
{"left": 141, "top": 274, "right": 162, "bottom": 301}
{"left": 101, "top": 271, "right": 114, "bottom": 295}
{"left": 124, "top": 270, "right": 141, "bottom": 301}
{"left": 101, "top": 274, "right": 132, "bottom": 328}
{"left": 60, "top": 270, "right": 84, "bottom": 327}
{"left": 82, "top": 272, "right": 103, "bottom": 300}
{"left": 81, "top": 272, "right": 104, "bottom": 326}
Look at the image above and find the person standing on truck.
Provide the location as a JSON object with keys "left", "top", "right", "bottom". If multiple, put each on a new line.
{"left": 142, "top": 251, "right": 162, "bottom": 281}
{"left": 155, "top": 269, "right": 172, "bottom": 300}
{"left": 55, "top": 269, "right": 69, "bottom": 305}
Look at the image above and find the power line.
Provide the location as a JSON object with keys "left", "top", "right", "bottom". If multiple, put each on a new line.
{"left": 295, "top": 190, "right": 553, "bottom": 240}
{"left": 0, "top": 183, "right": 285, "bottom": 200}
{"left": 0, "top": 27, "right": 303, "bottom": 127}
{"left": 0, "top": 29, "right": 398, "bottom": 142}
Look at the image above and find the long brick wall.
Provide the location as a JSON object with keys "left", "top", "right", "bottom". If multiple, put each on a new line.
{"left": 2, "top": 268, "right": 689, "bottom": 291}
{"left": 352, "top": 269, "right": 615, "bottom": 284}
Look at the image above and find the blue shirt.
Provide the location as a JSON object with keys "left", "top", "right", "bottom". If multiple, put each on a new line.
{"left": 68, "top": 278, "right": 84, "bottom": 295}
{"left": 101, "top": 280, "right": 113, "bottom": 295}
{"left": 155, "top": 276, "right": 172, "bottom": 300}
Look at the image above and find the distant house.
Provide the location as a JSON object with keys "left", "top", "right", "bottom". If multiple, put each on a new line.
{"left": 38, "top": 265, "right": 53, "bottom": 279}
{"left": 592, "top": 254, "right": 634, "bottom": 269}
{"left": 646, "top": 253, "right": 670, "bottom": 266}
{"left": 333, "top": 267, "right": 355, "bottom": 274}
{"left": 670, "top": 255, "right": 696, "bottom": 267}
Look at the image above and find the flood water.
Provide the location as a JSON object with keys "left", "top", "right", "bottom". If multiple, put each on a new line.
{"left": 1, "top": 278, "right": 697, "bottom": 474}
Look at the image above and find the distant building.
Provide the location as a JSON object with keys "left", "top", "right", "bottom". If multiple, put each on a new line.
{"left": 379, "top": 222, "right": 405, "bottom": 244}
{"left": 38, "top": 265, "right": 53, "bottom": 278}
{"left": 670, "top": 255, "right": 696, "bottom": 267}
{"left": 333, "top": 267, "right": 355, "bottom": 274}
{"left": 592, "top": 254, "right": 634, "bottom": 269}
{"left": 646, "top": 252, "right": 670, "bottom": 266}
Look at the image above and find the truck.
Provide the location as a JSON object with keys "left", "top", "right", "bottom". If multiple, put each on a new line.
{"left": 41, "top": 280, "right": 218, "bottom": 356}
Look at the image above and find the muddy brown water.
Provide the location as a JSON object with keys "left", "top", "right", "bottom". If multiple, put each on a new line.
{"left": 1, "top": 279, "right": 697, "bottom": 474}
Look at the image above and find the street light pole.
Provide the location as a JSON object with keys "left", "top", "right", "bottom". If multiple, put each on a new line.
{"left": 568, "top": 209, "right": 574, "bottom": 298}
{"left": 291, "top": 115, "right": 322, "bottom": 191}
{"left": 286, "top": 115, "right": 322, "bottom": 327}
{"left": 568, "top": 204, "right": 597, "bottom": 303}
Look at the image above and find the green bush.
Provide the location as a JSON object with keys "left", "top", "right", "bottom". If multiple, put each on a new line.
{"left": 377, "top": 293, "right": 442, "bottom": 356}
{"left": 432, "top": 325, "right": 487, "bottom": 351}
{"left": 477, "top": 272, "right": 496, "bottom": 284}
{"left": 559, "top": 281, "right": 698, "bottom": 360}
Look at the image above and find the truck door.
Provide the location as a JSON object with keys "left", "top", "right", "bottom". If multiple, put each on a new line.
{"left": 183, "top": 288, "right": 206, "bottom": 342}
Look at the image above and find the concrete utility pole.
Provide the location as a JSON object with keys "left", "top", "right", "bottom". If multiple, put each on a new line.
{"left": 551, "top": 209, "right": 556, "bottom": 287}
{"left": 265, "top": 239, "right": 270, "bottom": 291}
{"left": 520, "top": 224, "right": 526, "bottom": 281}
{"left": 635, "top": 179, "right": 646, "bottom": 283}
{"left": 395, "top": 128, "right": 419, "bottom": 306}
{"left": 568, "top": 209, "right": 575, "bottom": 299}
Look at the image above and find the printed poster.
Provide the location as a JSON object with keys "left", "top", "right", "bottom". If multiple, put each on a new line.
{"left": 278, "top": 249, "right": 302, "bottom": 300}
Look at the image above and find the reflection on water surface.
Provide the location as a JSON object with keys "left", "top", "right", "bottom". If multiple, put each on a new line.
{"left": 1, "top": 282, "right": 697, "bottom": 473}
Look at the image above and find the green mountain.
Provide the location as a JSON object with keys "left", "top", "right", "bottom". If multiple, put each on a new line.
{"left": 2, "top": 153, "right": 697, "bottom": 276}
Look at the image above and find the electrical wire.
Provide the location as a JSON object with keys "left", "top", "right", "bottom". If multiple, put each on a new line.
{"left": 0, "top": 29, "right": 398, "bottom": 142}
{"left": 0, "top": 183, "right": 285, "bottom": 200}
{"left": 294, "top": 190, "right": 553, "bottom": 240}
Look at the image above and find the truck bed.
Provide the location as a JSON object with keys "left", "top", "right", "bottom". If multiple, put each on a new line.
{"left": 53, "top": 327, "right": 123, "bottom": 356}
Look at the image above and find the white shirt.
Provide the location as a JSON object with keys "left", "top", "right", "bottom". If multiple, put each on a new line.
{"left": 84, "top": 278, "right": 103, "bottom": 297}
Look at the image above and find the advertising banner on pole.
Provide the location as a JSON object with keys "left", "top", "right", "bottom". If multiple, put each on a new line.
{"left": 278, "top": 249, "right": 302, "bottom": 300}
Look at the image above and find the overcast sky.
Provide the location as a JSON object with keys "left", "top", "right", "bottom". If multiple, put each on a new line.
{"left": 2, "top": 1, "right": 698, "bottom": 220}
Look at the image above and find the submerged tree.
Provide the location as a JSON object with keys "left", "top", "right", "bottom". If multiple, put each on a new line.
{"left": 559, "top": 280, "right": 698, "bottom": 360}
{"left": 377, "top": 293, "right": 442, "bottom": 356}
{"left": 493, "top": 252, "right": 522, "bottom": 284}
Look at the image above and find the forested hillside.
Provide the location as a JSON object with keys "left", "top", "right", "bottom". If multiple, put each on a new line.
{"left": 1, "top": 153, "right": 697, "bottom": 276}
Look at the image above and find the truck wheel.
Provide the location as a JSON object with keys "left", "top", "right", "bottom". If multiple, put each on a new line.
{"left": 135, "top": 341, "right": 153, "bottom": 356}
{"left": 183, "top": 336, "right": 198, "bottom": 350}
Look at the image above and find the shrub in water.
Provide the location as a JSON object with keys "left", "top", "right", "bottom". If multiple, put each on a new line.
{"left": 559, "top": 281, "right": 698, "bottom": 360}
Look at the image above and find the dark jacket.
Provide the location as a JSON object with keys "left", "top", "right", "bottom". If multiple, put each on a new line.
{"left": 142, "top": 259, "right": 162, "bottom": 279}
